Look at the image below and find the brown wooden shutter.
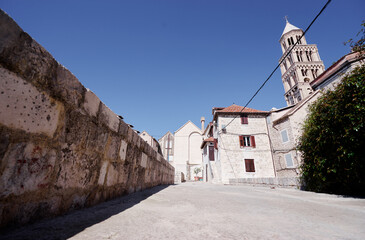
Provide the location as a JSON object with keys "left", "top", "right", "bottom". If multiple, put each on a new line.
{"left": 241, "top": 114, "right": 248, "bottom": 124}
{"left": 250, "top": 136, "right": 256, "bottom": 148}
{"left": 209, "top": 146, "right": 214, "bottom": 161}
{"left": 239, "top": 136, "right": 244, "bottom": 147}
{"left": 245, "top": 159, "right": 255, "bottom": 172}
{"left": 214, "top": 138, "right": 218, "bottom": 149}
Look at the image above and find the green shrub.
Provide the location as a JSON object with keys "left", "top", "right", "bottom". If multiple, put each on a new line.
{"left": 298, "top": 64, "right": 365, "bottom": 196}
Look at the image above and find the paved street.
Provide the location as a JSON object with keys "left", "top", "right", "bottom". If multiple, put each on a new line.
{"left": 1, "top": 182, "right": 365, "bottom": 240}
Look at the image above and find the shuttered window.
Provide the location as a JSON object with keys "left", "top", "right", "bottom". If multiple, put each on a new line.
{"left": 245, "top": 159, "right": 255, "bottom": 172}
{"left": 285, "top": 153, "right": 294, "bottom": 167}
{"left": 209, "top": 146, "right": 215, "bottom": 161}
{"left": 239, "top": 135, "right": 256, "bottom": 148}
{"left": 240, "top": 114, "right": 248, "bottom": 124}
{"left": 214, "top": 138, "right": 218, "bottom": 149}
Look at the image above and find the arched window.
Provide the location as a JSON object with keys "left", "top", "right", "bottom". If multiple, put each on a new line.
{"left": 287, "top": 77, "right": 292, "bottom": 88}
{"left": 282, "top": 41, "right": 287, "bottom": 50}
{"left": 306, "top": 51, "right": 312, "bottom": 61}
{"left": 293, "top": 72, "right": 298, "bottom": 83}
{"left": 288, "top": 55, "right": 293, "bottom": 65}
{"left": 296, "top": 35, "right": 302, "bottom": 44}
{"left": 283, "top": 61, "right": 287, "bottom": 70}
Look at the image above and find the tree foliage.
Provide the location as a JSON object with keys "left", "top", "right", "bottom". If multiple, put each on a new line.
{"left": 298, "top": 64, "right": 365, "bottom": 196}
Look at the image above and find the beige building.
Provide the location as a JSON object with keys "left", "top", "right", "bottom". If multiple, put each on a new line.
{"left": 173, "top": 120, "right": 203, "bottom": 181}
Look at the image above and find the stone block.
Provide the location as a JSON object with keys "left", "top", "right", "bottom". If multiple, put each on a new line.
{"left": 99, "top": 103, "right": 119, "bottom": 132}
{"left": 55, "top": 65, "right": 86, "bottom": 106}
{"left": 56, "top": 147, "right": 99, "bottom": 189}
{"left": 119, "top": 140, "right": 128, "bottom": 162}
{"left": 98, "top": 161, "right": 108, "bottom": 186}
{"left": 0, "top": 142, "right": 56, "bottom": 197}
{"left": 140, "top": 153, "right": 147, "bottom": 168}
{"left": 105, "top": 135, "right": 120, "bottom": 160}
{"left": 0, "top": 10, "right": 23, "bottom": 53}
{"left": 106, "top": 162, "right": 119, "bottom": 187}
{"left": 118, "top": 121, "right": 128, "bottom": 138}
{"left": 0, "top": 67, "right": 61, "bottom": 137}
{"left": 83, "top": 88, "right": 100, "bottom": 117}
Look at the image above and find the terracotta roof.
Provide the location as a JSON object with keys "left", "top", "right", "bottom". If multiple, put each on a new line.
{"left": 203, "top": 137, "right": 214, "bottom": 142}
{"left": 216, "top": 104, "right": 268, "bottom": 114}
{"left": 200, "top": 137, "right": 215, "bottom": 149}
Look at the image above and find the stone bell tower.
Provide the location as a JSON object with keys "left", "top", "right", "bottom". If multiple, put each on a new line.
{"left": 279, "top": 18, "right": 325, "bottom": 106}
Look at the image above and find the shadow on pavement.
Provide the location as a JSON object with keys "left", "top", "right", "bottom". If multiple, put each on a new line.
{"left": 0, "top": 184, "right": 171, "bottom": 240}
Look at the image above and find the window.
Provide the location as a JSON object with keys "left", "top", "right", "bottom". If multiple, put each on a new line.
{"left": 165, "top": 140, "right": 172, "bottom": 149}
{"left": 296, "top": 35, "right": 302, "bottom": 44}
{"left": 285, "top": 153, "right": 294, "bottom": 167}
{"left": 214, "top": 138, "right": 218, "bottom": 149}
{"left": 204, "top": 145, "right": 207, "bottom": 155}
{"left": 209, "top": 146, "right": 215, "bottom": 161}
{"left": 281, "top": 129, "right": 289, "bottom": 143}
{"left": 288, "top": 95, "right": 294, "bottom": 105}
{"left": 306, "top": 51, "right": 312, "bottom": 61}
{"left": 245, "top": 159, "right": 255, "bottom": 172}
{"left": 240, "top": 114, "right": 248, "bottom": 124}
{"left": 239, "top": 135, "right": 256, "bottom": 148}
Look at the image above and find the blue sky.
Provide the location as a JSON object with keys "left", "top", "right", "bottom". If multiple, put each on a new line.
{"left": 1, "top": 0, "right": 364, "bottom": 139}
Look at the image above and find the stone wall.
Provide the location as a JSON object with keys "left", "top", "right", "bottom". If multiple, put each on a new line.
{"left": 0, "top": 10, "right": 174, "bottom": 228}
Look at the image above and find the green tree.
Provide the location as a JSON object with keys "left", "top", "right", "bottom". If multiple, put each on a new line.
{"left": 298, "top": 64, "right": 365, "bottom": 196}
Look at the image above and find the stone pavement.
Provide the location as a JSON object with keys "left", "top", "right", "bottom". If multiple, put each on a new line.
{"left": 1, "top": 182, "right": 365, "bottom": 240}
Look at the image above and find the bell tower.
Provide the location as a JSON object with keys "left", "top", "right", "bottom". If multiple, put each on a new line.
{"left": 279, "top": 18, "right": 325, "bottom": 106}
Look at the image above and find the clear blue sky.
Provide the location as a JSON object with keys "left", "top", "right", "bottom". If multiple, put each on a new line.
{"left": 1, "top": 0, "right": 364, "bottom": 139}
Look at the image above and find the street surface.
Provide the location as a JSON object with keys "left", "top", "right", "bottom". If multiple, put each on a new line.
{"left": 1, "top": 182, "right": 365, "bottom": 240}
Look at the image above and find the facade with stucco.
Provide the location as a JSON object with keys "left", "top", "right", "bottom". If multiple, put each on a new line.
{"left": 173, "top": 121, "right": 203, "bottom": 181}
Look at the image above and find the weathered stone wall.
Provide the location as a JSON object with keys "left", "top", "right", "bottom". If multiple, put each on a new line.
{"left": 0, "top": 10, "right": 174, "bottom": 228}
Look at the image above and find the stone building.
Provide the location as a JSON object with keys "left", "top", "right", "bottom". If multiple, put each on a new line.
{"left": 279, "top": 19, "right": 325, "bottom": 106}
{"left": 267, "top": 21, "right": 365, "bottom": 180}
{"left": 203, "top": 104, "right": 275, "bottom": 184}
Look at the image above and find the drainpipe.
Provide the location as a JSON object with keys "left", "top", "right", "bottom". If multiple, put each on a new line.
{"left": 265, "top": 114, "right": 277, "bottom": 177}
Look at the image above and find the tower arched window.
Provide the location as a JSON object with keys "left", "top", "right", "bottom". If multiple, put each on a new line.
{"left": 306, "top": 51, "right": 312, "bottom": 61}
{"left": 282, "top": 41, "right": 287, "bottom": 50}
{"left": 293, "top": 72, "right": 298, "bottom": 83}
{"left": 296, "top": 51, "right": 303, "bottom": 62}
{"left": 288, "top": 55, "right": 293, "bottom": 65}
{"left": 296, "top": 35, "right": 302, "bottom": 44}
{"left": 287, "top": 78, "right": 292, "bottom": 88}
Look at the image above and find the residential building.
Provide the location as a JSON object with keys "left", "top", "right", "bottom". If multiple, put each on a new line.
{"left": 204, "top": 104, "right": 275, "bottom": 184}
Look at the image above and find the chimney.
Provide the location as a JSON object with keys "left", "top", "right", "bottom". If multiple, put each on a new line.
{"left": 200, "top": 116, "right": 205, "bottom": 132}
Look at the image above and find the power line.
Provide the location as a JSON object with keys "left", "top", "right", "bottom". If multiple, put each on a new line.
{"left": 219, "top": 0, "right": 332, "bottom": 134}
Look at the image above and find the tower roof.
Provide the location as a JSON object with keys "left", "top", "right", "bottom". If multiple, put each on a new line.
{"left": 281, "top": 19, "right": 301, "bottom": 37}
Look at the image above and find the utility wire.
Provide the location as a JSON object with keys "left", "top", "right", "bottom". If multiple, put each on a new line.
{"left": 219, "top": 0, "right": 332, "bottom": 134}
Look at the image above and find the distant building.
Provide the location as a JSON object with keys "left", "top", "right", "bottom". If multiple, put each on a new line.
{"left": 158, "top": 131, "right": 174, "bottom": 162}
{"left": 139, "top": 131, "right": 161, "bottom": 154}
